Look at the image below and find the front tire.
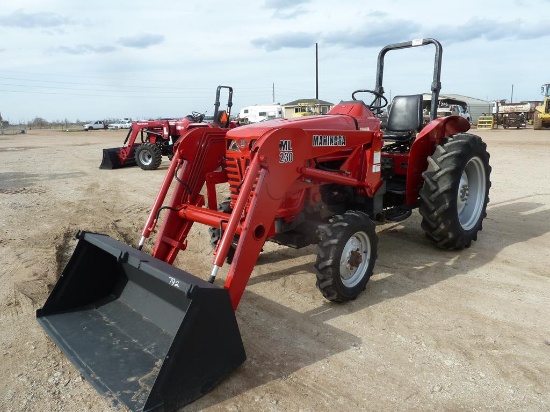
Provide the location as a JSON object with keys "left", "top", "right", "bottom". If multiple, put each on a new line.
{"left": 209, "top": 198, "right": 237, "bottom": 264}
{"left": 315, "top": 211, "right": 378, "bottom": 302}
{"left": 135, "top": 143, "right": 162, "bottom": 170}
{"left": 533, "top": 112, "right": 542, "bottom": 130}
{"left": 419, "top": 134, "right": 491, "bottom": 250}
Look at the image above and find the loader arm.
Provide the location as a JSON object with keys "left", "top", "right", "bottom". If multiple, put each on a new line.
{"left": 150, "top": 127, "right": 228, "bottom": 263}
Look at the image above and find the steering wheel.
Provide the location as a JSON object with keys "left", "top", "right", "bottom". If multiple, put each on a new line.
{"left": 351, "top": 89, "right": 388, "bottom": 111}
{"left": 191, "top": 111, "right": 204, "bottom": 122}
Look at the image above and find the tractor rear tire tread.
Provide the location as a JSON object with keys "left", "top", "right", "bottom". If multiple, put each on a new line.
{"left": 419, "top": 133, "right": 491, "bottom": 250}
{"left": 135, "top": 143, "right": 162, "bottom": 170}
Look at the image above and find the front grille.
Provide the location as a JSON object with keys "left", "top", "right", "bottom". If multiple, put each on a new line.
{"left": 224, "top": 153, "right": 256, "bottom": 206}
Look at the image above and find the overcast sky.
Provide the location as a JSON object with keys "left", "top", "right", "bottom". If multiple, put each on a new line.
{"left": 1, "top": 0, "right": 549, "bottom": 123}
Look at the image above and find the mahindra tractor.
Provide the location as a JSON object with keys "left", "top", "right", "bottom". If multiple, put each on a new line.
{"left": 99, "top": 85, "right": 236, "bottom": 170}
{"left": 37, "top": 39, "right": 491, "bottom": 411}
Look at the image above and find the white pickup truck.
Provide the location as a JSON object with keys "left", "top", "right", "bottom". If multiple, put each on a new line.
{"left": 107, "top": 118, "right": 132, "bottom": 129}
{"left": 83, "top": 120, "right": 106, "bottom": 131}
{"left": 436, "top": 104, "right": 471, "bottom": 122}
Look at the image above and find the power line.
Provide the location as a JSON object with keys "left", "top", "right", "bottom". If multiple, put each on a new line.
{"left": 0, "top": 88, "right": 277, "bottom": 99}
{"left": 0, "top": 76, "right": 281, "bottom": 92}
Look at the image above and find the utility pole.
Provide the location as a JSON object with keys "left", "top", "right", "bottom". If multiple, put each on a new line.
{"left": 272, "top": 82, "right": 275, "bottom": 103}
{"left": 510, "top": 84, "right": 514, "bottom": 103}
{"left": 315, "top": 43, "right": 319, "bottom": 100}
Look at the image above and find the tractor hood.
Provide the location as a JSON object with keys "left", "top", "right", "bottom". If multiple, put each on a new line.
{"left": 230, "top": 110, "right": 379, "bottom": 140}
{"left": 232, "top": 114, "right": 357, "bottom": 136}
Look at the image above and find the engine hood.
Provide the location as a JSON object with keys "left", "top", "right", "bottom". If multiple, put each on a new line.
{"left": 228, "top": 114, "right": 359, "bottom": 139}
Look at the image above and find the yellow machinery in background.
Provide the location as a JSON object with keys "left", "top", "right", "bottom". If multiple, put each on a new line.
{"left": 534, "top": 84, "right": 550, "bottom": 130}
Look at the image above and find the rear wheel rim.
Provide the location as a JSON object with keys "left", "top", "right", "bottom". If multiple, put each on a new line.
{"left": 457, "top": 156, "right": 486, "bottom": 230}
{"left": 138, "top": 149, "right": 152, "bottom": 166}
{"left": 340, "top": 231, "right": 371, "bottom": 287}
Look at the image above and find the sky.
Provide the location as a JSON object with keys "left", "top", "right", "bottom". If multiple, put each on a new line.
{"left": 1, "top": 0, "right": 549, "bottom": 124}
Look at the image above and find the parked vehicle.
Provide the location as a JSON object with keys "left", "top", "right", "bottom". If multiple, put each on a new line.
{"left": 83, "top": 120, "right": 106, "bottom": 131}
{"left": 107, "top": 119, "right": 133, "bottom": 129}
{"left": 437, "top": 103, "right": 470, "bottom": 122}
{"left": 502, "top": 112, "right": 527, "bottom": 129}
{"left": 238, "top": 104, "right": 283, "bottom": 124}
{"left": 99, "top": 86, "right": 236, "bottom": 170}
{"left": 491, "top": 101, "right": 535, "bottom": 127}
{"left": 534, "top": 84, "right": 550, "bottom": 130}
{"left": 107, "top": 122, "right": 121, "bottom": 130}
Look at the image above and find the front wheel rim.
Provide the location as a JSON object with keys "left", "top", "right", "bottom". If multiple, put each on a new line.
{"left": 340, "top": 231, "right": 371, "bottom": 287}
{"left": 138, "top": 150, "right": 152, "bottom": 166}
{"left": 457, "top": 156, "right": 486, "bottom": 230}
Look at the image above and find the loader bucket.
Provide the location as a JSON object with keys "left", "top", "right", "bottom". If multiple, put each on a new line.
{"left": 37, "top": 232, "right": 246, "bottom": 412}
{"left": 99, "top": 147, "right": 137, "bottom": 169}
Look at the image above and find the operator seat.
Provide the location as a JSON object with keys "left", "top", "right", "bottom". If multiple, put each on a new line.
{"left": 215, "top": 110, "right": 229, "bottom": 128}
{"left": 384, "top": 94, "right": 424, "bottom": 140}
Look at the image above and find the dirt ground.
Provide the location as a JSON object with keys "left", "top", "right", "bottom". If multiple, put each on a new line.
{"left": 0, "top": 126, "right": 549, "bottom": 412}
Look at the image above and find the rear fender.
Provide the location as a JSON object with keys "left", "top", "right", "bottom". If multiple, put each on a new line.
{"left": 406, "top": 116, "right": 470, "bottom": 205}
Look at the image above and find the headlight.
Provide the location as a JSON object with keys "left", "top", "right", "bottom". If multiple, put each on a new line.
{"left": 228, "top": 139, "right": 240, "bottom": 151}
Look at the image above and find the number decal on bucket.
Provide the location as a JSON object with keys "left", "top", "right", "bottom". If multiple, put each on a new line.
{"left": 168, "top": 276, "right": 180, "bottom": 288}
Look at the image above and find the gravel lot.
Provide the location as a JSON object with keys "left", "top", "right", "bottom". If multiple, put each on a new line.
{"left": 0, "top": 126, "right": 549, "bottom": 411}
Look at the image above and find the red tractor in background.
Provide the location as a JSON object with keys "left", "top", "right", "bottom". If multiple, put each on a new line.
{"left": 38, "top": 39, "right": 491, "bottom": 412}
{"left": 99, "top": 85, "right": 235, "bottom": 170}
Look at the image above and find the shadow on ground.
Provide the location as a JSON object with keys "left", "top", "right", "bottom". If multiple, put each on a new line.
{"left": 189, "top": 196, "right": 550, "bottom": 410}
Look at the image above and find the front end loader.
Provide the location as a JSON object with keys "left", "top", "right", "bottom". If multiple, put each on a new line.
{"left": 99, "top": 85, "right": 235, "bottom": 170}
{"left": 534, "top": 83, "right": 550, "bottom": 130}
{"left": 38, "top": 39, "right": 491, "bottom": 411}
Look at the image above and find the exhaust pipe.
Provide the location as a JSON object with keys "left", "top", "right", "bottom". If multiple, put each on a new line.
{"left": 37, "top": 232, "right": 246, "bottom": 411}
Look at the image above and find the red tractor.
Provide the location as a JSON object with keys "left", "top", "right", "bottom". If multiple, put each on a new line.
{"left": 38, "top": 39, "right": 491, "bottom": 411}
{"left": 99, "top": 86, "right": 235, "bottom": 170}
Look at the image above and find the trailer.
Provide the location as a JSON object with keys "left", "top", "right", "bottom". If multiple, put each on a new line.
{"left": 492, "top": 101, "right": 536, "bottom": 127}
{"left": 237, "top": 104, "right": 283, "bottom": 124}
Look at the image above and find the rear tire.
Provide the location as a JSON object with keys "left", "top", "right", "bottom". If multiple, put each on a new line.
{"left": 419, "top": 134, "right": 491, "bottom": 250}
{"left": 315, "top": 211, "right": 378, "bottom": 302}
{"left": 135, "top": 143, "right": 162, "bottom": 170}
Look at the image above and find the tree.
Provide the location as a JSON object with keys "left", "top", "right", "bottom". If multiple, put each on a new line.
{"left": 29, "top": 117, "right": 49, "bottom": 128}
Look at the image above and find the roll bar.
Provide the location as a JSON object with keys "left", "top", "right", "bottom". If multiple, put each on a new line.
{"left": 374, "top": 38, "right": 443, "bottom": 121}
